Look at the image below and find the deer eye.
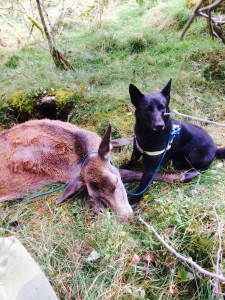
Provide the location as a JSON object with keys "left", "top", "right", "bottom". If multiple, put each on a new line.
{"left": 89, "top": 181, "right": 101, "bottom": 190}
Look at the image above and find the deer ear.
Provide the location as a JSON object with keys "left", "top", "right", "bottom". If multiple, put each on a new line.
{"left": 161, "top": 79, "right": 172, "bottom": 102}
{"left": 56, "top": 166, "right": 84, "bottom": 204}
{"left": 98, "top": 123, "right": 111, "bottom": 160}
{"left": 129, "top": 84, "right": 144, "bottom": 107}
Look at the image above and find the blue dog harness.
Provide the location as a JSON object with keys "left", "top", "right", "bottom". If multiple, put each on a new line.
{"left": 126, "top": 124, "right": 181, "bottom": 197}
{"left": 135, "top": 124, "right": 180, "bottom": 156}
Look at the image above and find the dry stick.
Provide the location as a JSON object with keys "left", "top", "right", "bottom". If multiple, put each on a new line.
{"left": 198, "top": 11, "right": 223, "bottom": 41}
{"left": 41, "top": 0, "right": 55, "bottom": 44}
{"left": 199, "top": 0, "right": 224, "bottom": 12}
{"left": 165, "top": 110, "right": 225, "bottom": 128}
{"left": 180, "top": 0, "right": 225, "bottom": 41}
{"left": 211, "top": 205, "right": 224, "bottom": 299}
{"left": 199, "top": 11, "right": 225, "bottom": 25}
{"left": 36, "top": 0, "right": 74, "bottom": 70}
{"left": 139, "top": 217, "right": 225, "bottom": 282}
{"left": 180, "top": 0, "right": 204, "bottom": 40}
{"left": 208, "top": 9, "right": 213, "bottom": 39}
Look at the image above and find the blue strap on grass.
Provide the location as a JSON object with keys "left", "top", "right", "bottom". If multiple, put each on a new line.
{"left": 14, "top": 151, "right": 98, "bottom": 207}
{"left": 126, "top": 125, "right": 180, "bottom": 197}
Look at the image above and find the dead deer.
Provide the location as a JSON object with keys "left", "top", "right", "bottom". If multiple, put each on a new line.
{"left": 0, "top": 119, "right": 195, "bottom": 219}
{"left": 0, "top": 119, "right": 134, "bottom": 219}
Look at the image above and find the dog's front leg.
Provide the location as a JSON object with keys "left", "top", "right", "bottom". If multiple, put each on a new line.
{"left": 129, "top": 156, "right": 159, "bottom": 207}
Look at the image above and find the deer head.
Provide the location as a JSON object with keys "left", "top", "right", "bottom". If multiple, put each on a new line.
{"left": 57, "top": 124, "right": 133, "bottom": 220}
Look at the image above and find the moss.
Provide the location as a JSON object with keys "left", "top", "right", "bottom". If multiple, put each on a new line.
{"left": 55, "top": 89, "right": 76, "bottom": 111}
{"left": 7, "top": 90, "right": 36, "bottom": 121}
{"left": 55, "top": 88, "right": 87, "bottom": 120}
{"left": 6, "top": 88, "right": 87, "bottom": 122}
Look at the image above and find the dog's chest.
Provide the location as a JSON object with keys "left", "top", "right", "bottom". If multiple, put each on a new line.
{"left": 135, "top": 130, "right": 169, "bottom": 153}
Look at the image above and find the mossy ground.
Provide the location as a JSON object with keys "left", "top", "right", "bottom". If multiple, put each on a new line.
{"left": 0, "top": 0, "right": 225, "bottom": 299}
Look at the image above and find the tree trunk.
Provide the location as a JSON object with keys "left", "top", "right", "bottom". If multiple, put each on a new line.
{"left": 36, "top": 0, "right": 74, "bottom": 70}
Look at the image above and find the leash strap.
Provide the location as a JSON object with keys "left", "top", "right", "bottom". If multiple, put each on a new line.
{"left": 126, "top": 125, "right": 180, "bottom": 197}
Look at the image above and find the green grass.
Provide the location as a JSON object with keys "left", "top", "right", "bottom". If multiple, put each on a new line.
{"left": 1, "top": 0, "right": 225, "bottom": 299}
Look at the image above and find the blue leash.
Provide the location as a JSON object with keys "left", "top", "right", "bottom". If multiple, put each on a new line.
{"left": 126, "top": 125, "right": 180, "bottom": 197}
{"left": 14, "top": 151, "right": 97, "bottom": 207}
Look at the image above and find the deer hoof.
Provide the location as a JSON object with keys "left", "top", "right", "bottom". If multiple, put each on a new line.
{"left": 183, "top": 170, "right": 199, "bottom": 183}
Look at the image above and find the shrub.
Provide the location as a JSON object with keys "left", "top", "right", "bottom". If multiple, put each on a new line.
{"left": 5, "top": 54, "right": 20, "bottom": 69}
{"left": 126, "top": 35, "right": 148, "bottom": 53}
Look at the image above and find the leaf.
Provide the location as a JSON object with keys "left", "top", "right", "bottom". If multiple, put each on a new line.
{"left": 177, "top": 266, "right": 188, "bottom": 281}
{"left": 136, "top": 0, "right": 144, "bottom": 6}
{"left": 85, "top": 250, "right": 100, "bottom": 262}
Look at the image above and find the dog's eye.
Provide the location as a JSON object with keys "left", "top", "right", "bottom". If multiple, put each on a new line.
{"left": 158, "top": 104, "right": 165, "bottom": 110}
{"left": 146, "top": 105, "right": 153, "bottom": 112}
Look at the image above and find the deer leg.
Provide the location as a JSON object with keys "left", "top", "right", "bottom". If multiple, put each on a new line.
{"left": 119, "top": 169, "right": 199, "bottom": 183}
{"left": 111, "top": 138, "right": 133, "bottom": 148}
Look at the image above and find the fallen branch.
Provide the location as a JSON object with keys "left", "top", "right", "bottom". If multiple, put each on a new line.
{"left": 180, "top": 0, "right": 204, "bottom": 40}
{"left": 139, "top": 217, "right": 225, "bottom": 282}
{"left": 199, "top": 11, "right": 225, "bottom": 25}
{"left": 211, "top": 204, "right": 224, "bottom": 299}
{"left": 199, "top": 0, "right": 224, "bottom": 12}
{"left": 164, "top": 110, "right": 225, "bottom": 128}
{"left": 180, "top": 0, "right": 225, "bottom": 44}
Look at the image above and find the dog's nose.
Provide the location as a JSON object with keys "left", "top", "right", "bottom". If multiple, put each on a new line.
{"left": 155, "top": 125, "right": 164, "bottom": 131}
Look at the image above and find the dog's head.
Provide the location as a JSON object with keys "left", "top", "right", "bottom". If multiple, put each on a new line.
{"left": 129, "top": 79, "right": 171, "bottom": 131}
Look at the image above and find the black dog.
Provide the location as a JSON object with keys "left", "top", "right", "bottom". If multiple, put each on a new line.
{"left": 126, "top": 79, "right": 225, "bottom": 207}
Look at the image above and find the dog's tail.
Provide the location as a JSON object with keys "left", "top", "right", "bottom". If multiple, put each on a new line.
{"left": 216, "top": 147, "right": 225, "bottom": 159}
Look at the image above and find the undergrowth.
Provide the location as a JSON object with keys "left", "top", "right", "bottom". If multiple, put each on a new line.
{"left": 0, "top": 0, "right": 225, "bottom": 299}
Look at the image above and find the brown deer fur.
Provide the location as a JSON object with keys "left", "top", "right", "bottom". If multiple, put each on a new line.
{"left": 0, "top": 119, "right": 133, "bottom": 219}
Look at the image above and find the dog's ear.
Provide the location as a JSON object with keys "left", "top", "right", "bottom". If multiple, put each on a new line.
{"left": 161, "top": 79, "right": 172, "bottom": 102}
{"left": 129, "top": 84, "right": 144, "bottom": 106}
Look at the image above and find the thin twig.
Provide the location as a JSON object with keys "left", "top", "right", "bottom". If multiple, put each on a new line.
{"left": 139, "top": 217, "right": 225, "bottom": 282}
{"left": 41, "top": 0, "right": 55, "bottom": 44}
{"left": 180, "top": 0, "right": 204, "bottom": 40}
{"left": 199, "top": 11, "right": 225, "bottom": 25}
{"left": 165, "top": 110, "right": 225, "bottom": 128}
{"left": 208, "top": 9, "right": 213, "bottom": 38}
{"left": 181, "top": 0, "right": 225, "bottom": 43}
{"left": 211, "top": 204, "right": 224, "bottom": 299}
{"left": 199, "top": 0, "right": 224, "bottom": 12}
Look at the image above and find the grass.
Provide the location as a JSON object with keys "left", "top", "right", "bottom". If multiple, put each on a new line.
{"left": 1, "top": 0, "right": 225, "bottom": 299}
